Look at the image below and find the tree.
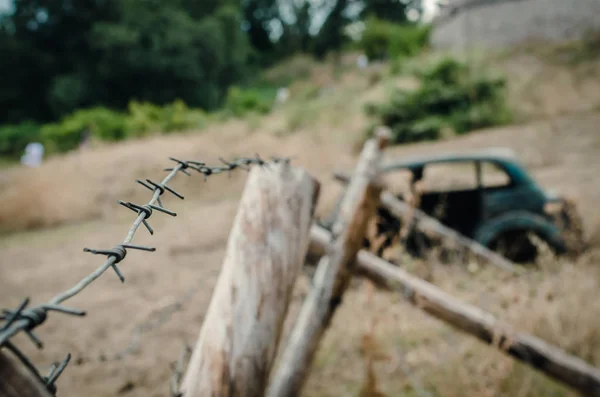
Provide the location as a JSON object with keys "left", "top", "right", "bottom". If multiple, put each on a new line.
{"left": 242, "top": 0, "right": 279, "bottom": 55}
{"left": 313, "top": 0, "right": 353, "bottom": 59}
{"left": 91, "top": 0, "right": 252, "bottom": 110}
{"left": 0, "top": 0, "right": 252, "bottom": 123}
{"left": 360, "top": 0, "right": 422, "bottom": 23}
{"left": 0, "top": 0, "right": 120, "bottom": 122}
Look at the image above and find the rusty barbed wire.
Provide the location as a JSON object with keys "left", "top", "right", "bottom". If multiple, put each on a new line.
{"left": 0, "top": 154, "right": 288, "bottom": 394}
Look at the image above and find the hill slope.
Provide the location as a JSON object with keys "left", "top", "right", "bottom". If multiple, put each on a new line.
{"left": 1, "top": 46, "right": 600, "bottom": 397}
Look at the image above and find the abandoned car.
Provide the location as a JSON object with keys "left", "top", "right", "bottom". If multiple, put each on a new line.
{"left": 320, "top": 148, "right": 585, "bottom": 264}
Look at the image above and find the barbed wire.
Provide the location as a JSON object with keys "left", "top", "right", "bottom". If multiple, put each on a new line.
{"left": 0, "top": 154, "right": 289, "bottom": 395}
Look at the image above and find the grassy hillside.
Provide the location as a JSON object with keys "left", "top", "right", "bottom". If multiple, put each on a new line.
{"left": 1, "top": 41, "right": 599, "bottom": 397}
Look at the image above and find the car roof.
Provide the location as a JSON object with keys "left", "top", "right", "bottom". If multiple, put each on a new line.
{"left": 381, "top": 147, "right": 518, "bottom": 171}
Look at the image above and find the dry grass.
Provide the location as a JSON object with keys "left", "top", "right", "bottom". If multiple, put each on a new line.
{"left": 2, "top": 112, "right": 599, "bottom": 397}
{"left": 1, "top": 44, "right": 600, "bottom": 397}
{"left": 4, "top": 43, "right": 599, "bottom": 234}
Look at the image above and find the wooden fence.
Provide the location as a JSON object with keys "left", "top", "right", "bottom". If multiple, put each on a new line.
{"left": 3, "top": 129, "right": 600, "bottom": 397}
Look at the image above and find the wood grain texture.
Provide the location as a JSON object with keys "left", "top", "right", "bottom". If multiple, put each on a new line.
{"left": 179, "top": 161, "right": 320, "bottom": 397}
{"left": 0, "top": 351, "right": 52, "bottom": 397}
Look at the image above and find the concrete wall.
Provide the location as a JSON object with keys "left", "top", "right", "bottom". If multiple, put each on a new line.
{"left": 431, "top": 0, "right": 600, "bottom": 50}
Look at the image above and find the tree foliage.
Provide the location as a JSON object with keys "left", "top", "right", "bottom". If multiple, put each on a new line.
{"left": 0, "top": 0, "right": 424, "bottom": 126}
{"left": 0, "top": 0, "right": 252, "bottom": 124}
{"left": 360, "top": 16, "right": 430, "bottom": 61}
{"left": 360, "top": 0, "right": 422, "bottom": 23}
{"left": 365, "top": 58, "right": 513, "bottom": 144}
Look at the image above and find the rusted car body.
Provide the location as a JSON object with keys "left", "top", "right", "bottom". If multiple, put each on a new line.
{"left": 321, "top": 148, "right": 585, "bottom": 263}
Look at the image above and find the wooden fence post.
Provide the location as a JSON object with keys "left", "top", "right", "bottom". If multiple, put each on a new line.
{"left": 0, "top": 351, "right": 53, "bottom": 397}
{"left": 178, "top": 161, "right": 320, "bottom": 397}
{"left": 309, "top": 224, "right": 600, "bottom": 397}
{"left": 266, "top": 129, "right": 389, "bottom": 397}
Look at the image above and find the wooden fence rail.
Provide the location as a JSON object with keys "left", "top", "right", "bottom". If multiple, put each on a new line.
{"left": 309, "top": 224, "right": 600, "bottom": 397}
{"left": 178, "top": 161, "right": 320, "bottom": 397}
{"left": 265, "top": 129, "right": 389, "bottom": 397}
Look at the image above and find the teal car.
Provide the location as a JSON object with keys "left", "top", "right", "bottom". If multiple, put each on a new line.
{"left": 321, "top": 148, "right": 585, "bottom": 263}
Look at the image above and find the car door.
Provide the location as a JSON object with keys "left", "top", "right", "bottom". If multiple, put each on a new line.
{"left": 418, "top": 160, "right": 482, "bottom": 236}
{"left": 479, "top": 160, "right": 544, "bottom": 220}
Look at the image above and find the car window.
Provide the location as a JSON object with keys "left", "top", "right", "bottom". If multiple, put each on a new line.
{"left": 381, "top": 168, "right": 414, "bottom": 196}
{"left": 421, "top": 161, "right": 478, "bottom": 192}
{"left": 480, "top": 161, "right": 511, "bottom": 188}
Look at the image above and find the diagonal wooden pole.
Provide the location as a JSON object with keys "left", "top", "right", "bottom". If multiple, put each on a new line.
{"left": 266, "top": 128, "right": 390, "bottom": 397}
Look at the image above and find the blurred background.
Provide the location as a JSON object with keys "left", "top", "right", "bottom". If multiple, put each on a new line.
{"left": 1, "top": 1, "right": 600, "bottom": 396}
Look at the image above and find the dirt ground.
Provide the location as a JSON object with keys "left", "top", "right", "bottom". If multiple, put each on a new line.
{"left": 1, "top": 107, "right": 600, "bottom": 397}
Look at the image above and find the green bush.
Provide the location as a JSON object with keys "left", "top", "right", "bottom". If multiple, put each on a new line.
{"left": 0, "top": 99, "right": 208, "bottom": 158}
{"left": 22, "top": 100, "right": 207, "bottom": 155}
{"left": 160, "top": 100, "right": 207, "bottom": 133}
{"left": 40, "top": 123, "right": 85, "bottom": 154}
{"left": 125, "top": 101, "right": 166, "bottom": 138}
{"left": 125, "top": 100, "right": 207, "bottom": 136}
{"left": 365, "top": 58, "right": 512, "bottom": 144}
{"left": 224, "top": 86, "right": 274, "bottom": 117}
{"left": 0, "top": 122, "right": 42, "bottom": 159}
{"left": 360, "top": 18, "right": 391, "bottom": 61}
{"left": 40, "top": 107, "right": 128, "bottom": 153}
{"left": 360, "top": 17, "right": 431, "bottom": 61}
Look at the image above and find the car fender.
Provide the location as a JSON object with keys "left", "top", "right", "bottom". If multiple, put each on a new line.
{"left": 473, "top": 211, "right": 567, "bottom": 253}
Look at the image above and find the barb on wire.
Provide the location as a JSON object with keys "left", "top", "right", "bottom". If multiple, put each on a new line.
{"left": 44, "top": 353, "right": 71, "bottom": 395}
{"left": 0, "top": 298, "right": 86, "bottom": 348}
{"left": 0, "top": 155, "right": 288, "bottom": 393}
{"left": 83, "top": 244, "right": 156, "bottom": 283}
{"left": 170, "top": 344, "right": 192, "bottom": 397}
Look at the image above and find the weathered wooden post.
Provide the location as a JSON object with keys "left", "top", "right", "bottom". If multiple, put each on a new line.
{"left": 0, "top": 351, "right": 53, "bottom": 397}
{"left": 266, "top": 129, "right": 389, "bottom": 397}
{"left": 178, "top": 160, "right": 320, "bottom": 397}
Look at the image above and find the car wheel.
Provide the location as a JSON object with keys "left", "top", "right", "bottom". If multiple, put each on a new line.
{"left": 488, "top": 230, "right": 539, "bottom": 264}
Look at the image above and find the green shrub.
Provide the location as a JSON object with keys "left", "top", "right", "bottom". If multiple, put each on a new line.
{"left": 125, "top": 101, "right": 167, "bottom": 137}
{"left": 125, "top": 99, "right": 207, "bottom": 137}
{"left": 160, "top": 100, "right": 207, "bottom": 133}
{"left": 0, "top": 122, "right": 42, "bottom": 159}
{"left": 416, "top": 57, "right": 467, "bottom": 84}
{"left": 40, "top": 123, "right": 85, "bottom": 153}
{"left": 360, "top": 17, "right": 431, "bottom": 61}
{"left": 40, "top": 107, "right": 127, "bottom": 153}
{"left": 1, "top": 100, "right": 208, "bottom": 157}
{"left": 389, "top": 24, "right": 432, "bottom": 59}
{"left": 360, "top": 18, "right": 391, "bottom": 61}
{"left": 365, "top": 57, "right": 512, "bottom": 144}
{"left": 224, "top": 86, "right": 274, "bottom": 117}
